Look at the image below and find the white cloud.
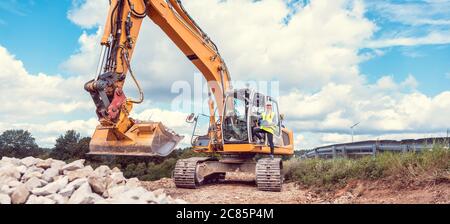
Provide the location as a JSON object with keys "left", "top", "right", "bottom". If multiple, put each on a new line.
{"left": 0, "top": 45, "right": 97, "bottom": 147}
{"left": 367, "top": 31, "right": 450, "bottom": 48}
{"left": 2, "top": 0, "right": 450, "bottom": 150}
{"left": 60, "top": 29, "right": 102, "bottom": 77}
{"left": 367, "top": 0, "right": 450, "bottom": 26}
{"left": 281, "top": 77, "right": 450, "bottom": 137}
{"left": 0, "top": 118, "right": 98, "bottom": 147}
{"left": 63, "top": 0, "right": 376, "bottom": 94}
{"left": 0, "top": 45, "right": 93, "bottom": 120}
{"left": 67, "top": 0, "right": 109, "bottom": 28}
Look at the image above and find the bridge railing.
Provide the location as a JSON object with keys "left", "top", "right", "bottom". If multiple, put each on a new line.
{"left": 304, "top": 138, "right": 449, "bottom": 159}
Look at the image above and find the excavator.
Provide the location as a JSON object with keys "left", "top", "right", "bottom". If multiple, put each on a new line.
{"left": 84, "top": 0, "right": 294, "bottom": 191}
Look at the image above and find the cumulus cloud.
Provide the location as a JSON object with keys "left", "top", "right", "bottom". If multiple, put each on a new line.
{"left": 0, "top": 45, "right": 93, "bottom": 120}
{"left": 67, "top": 0, "right": 109, "bottom": 28}
{"left": 63, "top": 0, "right": 376, "bottom": 96}
{"left": 281, "top": 77, "right": 450, "bottom": 136}
{"left": 2, "top": 0, "right": 450, "bottom": 150}
{"left": 53, "top": 0, "right": 450, "bottom": 148}
{"left": 0, "top": 45, "right": 96, "bottom": 146}
{"left": 367, "top": 31, "right": 450, "bottom": 48}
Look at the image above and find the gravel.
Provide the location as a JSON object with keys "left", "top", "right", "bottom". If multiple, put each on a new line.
{"left": 0, "top": 156, "right": 187, "bottom": 204}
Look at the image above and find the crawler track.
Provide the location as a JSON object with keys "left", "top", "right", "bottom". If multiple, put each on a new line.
{"left": 173, "top": 157, "right": 209, "bottom": 188}
{"left": 256, "top": 158, "right": 283, "bottom": 192}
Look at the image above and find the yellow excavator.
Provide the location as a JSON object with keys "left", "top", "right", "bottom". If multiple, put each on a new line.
{"left": 84, "top": 0, "right": 294, "bottom": 191}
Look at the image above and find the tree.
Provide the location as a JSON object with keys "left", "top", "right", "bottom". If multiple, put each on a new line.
{"left": 50, "top": 130, "right": 89, "bottom": 161}
{"left": 0, "top": 130, "right": 41, "bottom": 158}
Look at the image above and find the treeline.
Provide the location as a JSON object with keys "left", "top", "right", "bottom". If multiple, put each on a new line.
{"left": 0, "top": 129, "right": 198, "bottom": 181}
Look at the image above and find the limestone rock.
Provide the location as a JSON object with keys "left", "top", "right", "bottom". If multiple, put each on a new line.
{"left": 46, "top": 194, "right": 68, "bottom": 204}
{"left": 11, "top": 184, "right": 30, "bottom": 204}
{"left": 1, "top": 157, "right": 22, "bottom": 166}
{"left": 0, "top": 193, "right": 11, "bottom": 204}
{"left": 31, "top": 176, "right": 68, "bottom": 196}
{"left": 0, "top": 165, "right": 21, "bottom": 180}
{"left": 140, "top": 191, "right": 157, "bottom": 203}
{"left": 21, "top": 167, "right": 45, "bottom": 181}
{"left": 125, "top": 177, "right": 141, "bottom": 188}
{"left": 59, "top": 178, "right": 87, "bottom": 197}
{"left": 93, "top": 165, "right": 111, "bottom": 177}
{"left": 21, "top": 171, "right": 43, "bottom": 181}
{"left": 42, "top": 167, "right": 59, "bottom": 182}
{"left": 0, "top": 185, "right": 14, "bottom": 195}
{"left": 109, "top": 171, "right": 126, "bottom": 186}
{"left": 0, "top": 176, "right": 16, "bottom": 186}
{"left": 68, "top": 183, "right": 102, "bottom": 204}
{"left": 26, "top": 195, "right": 55, "bottom": 204}
{"left": 21, "top": 157, "right": 40, "bottom": 167}
{"left": 24, "top": 177, "right": 47, "bottom": 190}
{"left": 36, "top": 159, "right": 53, "bottom": 169}
{"left": 61, "top": 159, "right": 85, "bottom": 172}
{"left": 59, "top": 177, "right": 88, "bottom": 198}
{"left": 88, "top": 176, "right": 107, "bottom": 195}
{"left": 16, "top": 165, "right": 27, "bottom": 174}
{"left": 174, "top": 199, "right": 187, "bottom": 204}
{"left": 50, "top": 160, "right": 66, "bottom": 170}
{"left": 156, "top": 194, "right": 169, "bottom": 204}
{"left": 153, "top": 188, "right": 165, "bottom": 197}
{"left": 67, "top": 177, "right": 88, "bottom": 190}
{"left": 105, "top": 185, "right": 127, "bottom": 198}
{"left": 66, "top": 166, "right": 93, "bottom": 181}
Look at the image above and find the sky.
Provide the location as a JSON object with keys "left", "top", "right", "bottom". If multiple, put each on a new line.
{"left": 0, "top": 0, "right": 449, "bottom": 150}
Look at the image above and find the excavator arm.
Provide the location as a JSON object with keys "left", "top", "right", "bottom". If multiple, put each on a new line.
{"left": 85, "top": 0, "right": 231, "bottom": 156}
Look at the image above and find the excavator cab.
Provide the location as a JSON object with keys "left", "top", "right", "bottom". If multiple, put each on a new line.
{"left": 222, "top": 89, "right": 282, "bottom": 145}
{"left": 191, "top": 88, "right": 286, "bottom": 149}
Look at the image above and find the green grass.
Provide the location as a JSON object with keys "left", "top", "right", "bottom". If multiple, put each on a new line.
{"left": 284, "top": 146, "right": 450, "bottom": 189}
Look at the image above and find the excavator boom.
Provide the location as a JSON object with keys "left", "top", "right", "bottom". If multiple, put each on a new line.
{"left": 85, "top": 0, "right": 231, "bottom": 156}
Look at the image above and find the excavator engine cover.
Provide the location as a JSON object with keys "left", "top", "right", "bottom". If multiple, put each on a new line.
{"left": 88, "top": 122, "right": 184, "bottom": 157}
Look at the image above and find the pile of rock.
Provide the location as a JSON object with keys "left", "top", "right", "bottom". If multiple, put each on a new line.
{"left": 0, "top": 156, "right": 187, "bottom": 204}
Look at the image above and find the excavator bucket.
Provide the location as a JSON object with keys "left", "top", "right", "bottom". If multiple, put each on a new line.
{"left": 88, "top": 122, "right": 184, "bottom": 157}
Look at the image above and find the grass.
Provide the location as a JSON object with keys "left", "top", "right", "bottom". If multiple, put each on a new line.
{"left": 284, "top": 146, "right": 450, "bottom": 189}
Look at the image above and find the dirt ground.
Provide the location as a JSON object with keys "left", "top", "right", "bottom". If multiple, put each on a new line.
{"left": 141, "top": 173, "right": 450, "bottom": 204}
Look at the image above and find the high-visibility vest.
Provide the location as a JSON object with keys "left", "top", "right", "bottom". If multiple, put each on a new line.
{"left": 261, "top": 112, "right": 276, "bottom": 134}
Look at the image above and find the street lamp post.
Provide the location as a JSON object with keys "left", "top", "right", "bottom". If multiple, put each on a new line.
{"left": 350, "top": 122, "right": 360, "bottom": 143}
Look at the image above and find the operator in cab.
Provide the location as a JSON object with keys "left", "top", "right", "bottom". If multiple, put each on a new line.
{"left": 252, "top": 102, "right": 277, "bottom": 159}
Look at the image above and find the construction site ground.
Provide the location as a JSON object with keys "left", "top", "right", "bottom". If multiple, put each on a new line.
{"left": 142, "top": 173, "right": 450, "bottom": 204}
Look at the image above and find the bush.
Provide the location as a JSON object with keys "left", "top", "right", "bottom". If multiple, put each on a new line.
{"left": 111, "top": 148, "right": 201, "bottom": 181}
{"left": 0, "top": 130, "right": 42, "bottom": 158}
{"left": 284, "top": 147, "right": 450, "bottom": 189}
{"left": 49, "top": 130, "right": 90, "bottom": 161}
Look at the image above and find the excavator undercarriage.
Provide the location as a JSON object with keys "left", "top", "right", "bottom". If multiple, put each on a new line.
{"left": 173, "top": 155, "right": 283, "bottom": 192}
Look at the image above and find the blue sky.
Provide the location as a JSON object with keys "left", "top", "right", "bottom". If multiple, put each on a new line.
{"left": 0, "top": 0, "right": 448, "bottom": 95}
{"left": 0, "top": 0, "right": 90, "bottom": 75}
{"left": 0, "top": 0, "right": 449, "bottom": 149}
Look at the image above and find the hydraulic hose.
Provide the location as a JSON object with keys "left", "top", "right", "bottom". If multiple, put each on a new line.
{"left": 127, "top": 0, "right": 147, "bottom": 18}
{"left": 122, "top": 49, "right": 144, "bottom": 104}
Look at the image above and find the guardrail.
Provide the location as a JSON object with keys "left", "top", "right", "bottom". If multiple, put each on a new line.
{"left": 304, "top": 137, "right": 450, "bottom": 159}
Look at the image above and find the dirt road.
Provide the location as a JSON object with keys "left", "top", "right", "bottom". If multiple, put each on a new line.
{"left": 142, "top": 173, "right": 450, "bottom": 204}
